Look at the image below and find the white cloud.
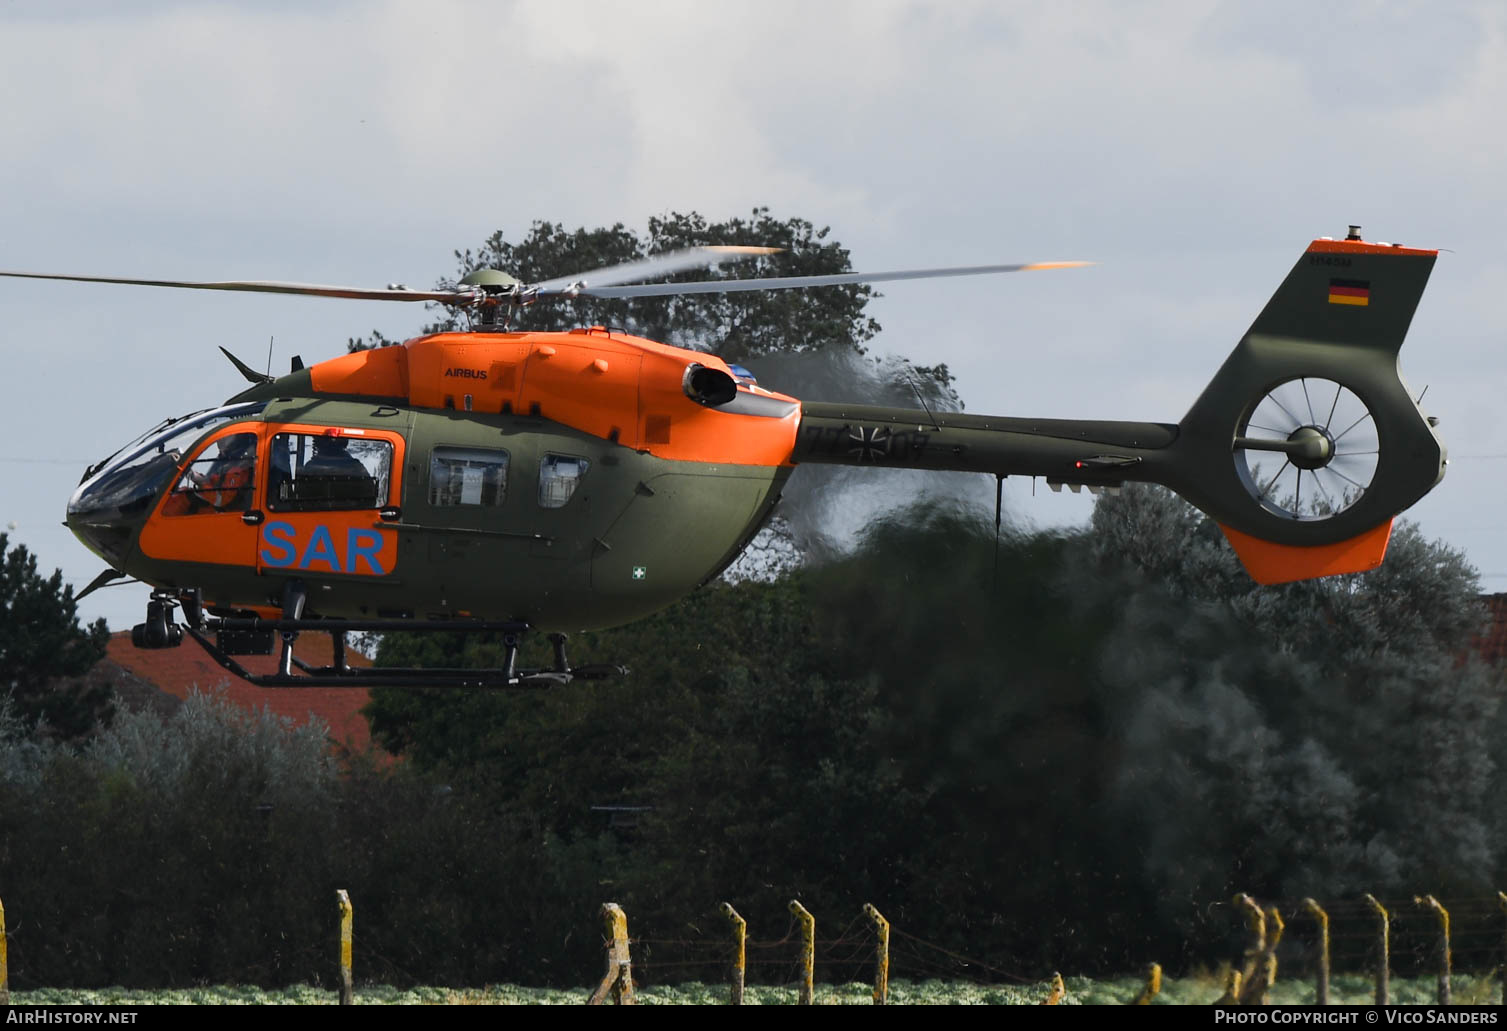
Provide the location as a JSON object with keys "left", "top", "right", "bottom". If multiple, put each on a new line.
{"left": 1, "top": 0, "right": 1504, "bottom": 627}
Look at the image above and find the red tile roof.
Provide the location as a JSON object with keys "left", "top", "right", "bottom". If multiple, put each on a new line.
{"left": 105, "top": 631, "right": 377, "bottom": 754}
{"left": 1478, "top": 594, "right": 1507, "bottom": 666}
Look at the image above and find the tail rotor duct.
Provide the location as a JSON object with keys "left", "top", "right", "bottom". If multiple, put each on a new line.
{"left": 1233, "top": 377, "right": 1379, "bottom": 521}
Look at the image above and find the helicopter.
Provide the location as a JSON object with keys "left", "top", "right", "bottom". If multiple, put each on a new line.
{"left": 0, "top": 226, "right": 1445, "bottom": 687}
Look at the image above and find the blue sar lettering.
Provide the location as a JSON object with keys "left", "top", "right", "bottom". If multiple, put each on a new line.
{"left": 259, "top": 521, "right": 297, "bottom": 567}
{"left": 302, "top": 525, "right": 341, "bottom": 572}
{"left": 347, "top": 529, "right": 386, "bottom": 575}
{"left": 258, "top": 522, "right": 388, "bottom": 575}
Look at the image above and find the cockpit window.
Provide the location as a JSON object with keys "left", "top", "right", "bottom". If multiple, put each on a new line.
{"left": 162, "top": 433, "right": 258, "bottom": 516}
{"left": 268, "top": 432, "right": 392, "bottom": 512}
{"left": 86, "top": 403, "right": 267, "bottom": 482}
{"left": 68, "top": 403, "right": 267, "bottom": 520}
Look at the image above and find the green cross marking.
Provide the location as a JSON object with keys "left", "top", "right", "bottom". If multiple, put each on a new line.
{"left": 631, "top": 566, "right": 646, "bottom": 580}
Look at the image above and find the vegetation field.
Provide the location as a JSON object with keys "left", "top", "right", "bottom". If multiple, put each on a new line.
{"left": 8, "top": 975, "right": 1502, "bottom": 1006}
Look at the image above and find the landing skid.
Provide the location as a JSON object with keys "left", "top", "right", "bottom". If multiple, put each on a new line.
{"left": 135, "top": 588, "right": 627, "bottom": 689}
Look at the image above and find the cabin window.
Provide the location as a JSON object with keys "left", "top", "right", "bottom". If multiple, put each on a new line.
{"left": 538, "top": 453, "right": 590, "bottom": 509}
{"left": 268, "top": 432, "right": 392, "bottom": 512}
{"left": 429, "top": 446, "right": 509, "bottom": 507}
{"left": 162, "top": 432, "right": 258, "bottom": 516}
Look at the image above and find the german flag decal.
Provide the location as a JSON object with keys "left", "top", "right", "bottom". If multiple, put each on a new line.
{"left": 1329, "top": 278, "right": 1371, "bottom": 306}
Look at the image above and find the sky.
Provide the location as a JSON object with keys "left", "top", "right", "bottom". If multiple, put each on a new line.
{"left": 1, "top": 0, "right": 1504, "bottom": 631}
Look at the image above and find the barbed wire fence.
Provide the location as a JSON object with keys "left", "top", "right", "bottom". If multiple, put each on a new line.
{"left": 5, "top": 888, "right": 1507, "bottom": 1004}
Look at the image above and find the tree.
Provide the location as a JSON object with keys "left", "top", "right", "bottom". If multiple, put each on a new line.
{"left": 351, "top": 209, "right": 960, "bottom": 413}
{"left": 351, "top": 208, "right": 885, "bottom": 359}
{"left": 1082, "top": 487, "right": 1502, "bottom": 929}
{"left": 367, "top": 486, "right": 1507, "bottom": 973}
{"left": 0, "top": 533, "right": 111, "bottom": 738}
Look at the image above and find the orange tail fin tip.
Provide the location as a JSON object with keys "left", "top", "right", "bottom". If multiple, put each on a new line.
{"left": 1218, "top": 520, "right": 1394, "bottom": 585}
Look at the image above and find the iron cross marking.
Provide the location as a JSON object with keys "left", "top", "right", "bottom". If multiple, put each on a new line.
{"left": 847, "top": 425, "right": 892, "bottom": 462}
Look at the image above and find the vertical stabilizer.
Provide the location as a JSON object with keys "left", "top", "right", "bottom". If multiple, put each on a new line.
{"left": 1169, "top": 229, "right": 1444, "bottom": 579}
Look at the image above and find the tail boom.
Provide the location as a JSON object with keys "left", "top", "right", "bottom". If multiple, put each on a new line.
{"left": 789, "top": 232, "right": 1445, "bottom": 583}
{"left": 790, "top": 405, "right": 1178, "bottom": 485}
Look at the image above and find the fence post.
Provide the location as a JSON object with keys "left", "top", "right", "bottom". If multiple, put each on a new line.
{"left": 587, "top": 903, "right": 635, "bottom": 1005}
{"left": 789, "top": 900, "right": 814, "bottom": 1005}
{"left": 1499, "top": 892, "right": 1507, "bottom": 1006}
{"left": 1240, "top": 906, "right": 1284, "bottom": 1005}
{"left": 1302, "top": 898, "right": 1329, "bottom": 1006}
{"left": 1131, "top": 962, "right": 1162, "bottom": 1004}
{"left": 1364, "top": 893, "right": 1389, "bottom": 1007}
{"left": 722, "top": 903, "right": 746, "bottom": 1006}
{"left": 1416, "top": 895, "right": 1451, "bottom": 1006}
{"left": 1215, "top": 969, "right": 1242, "bottom": 1005}
{"left": 1234, "top": 893, "right": 1266, "bottom": 999}
{"left": 862, "top": 903, "right": 890, "bottom": 1005}
{"left": 336, "top": 889, "right": 353, "bottom": 1006}
{"left": 0, "top": 895, "right": 8, "bottom": 1005}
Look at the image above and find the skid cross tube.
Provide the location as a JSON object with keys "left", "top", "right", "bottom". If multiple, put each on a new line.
{"left": 179, "top": 615, "right": 625, "bottom": 688}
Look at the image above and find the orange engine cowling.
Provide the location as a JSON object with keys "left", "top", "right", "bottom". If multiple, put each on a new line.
{"left": 309, "top": 329, "right": 801, "bottom": 467}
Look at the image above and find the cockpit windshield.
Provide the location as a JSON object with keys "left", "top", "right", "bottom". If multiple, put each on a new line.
{"left": 69, "top": 402, "right": 268, "bottom": 520}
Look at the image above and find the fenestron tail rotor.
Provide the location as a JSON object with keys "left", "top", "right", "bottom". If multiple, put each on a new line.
{"left": 1233, "top": 377, "right": 1379, "bottom": 521}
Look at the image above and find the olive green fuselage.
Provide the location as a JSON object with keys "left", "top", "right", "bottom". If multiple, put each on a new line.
{"left": 115, "top": 397, "right": 788, "bottom": 631}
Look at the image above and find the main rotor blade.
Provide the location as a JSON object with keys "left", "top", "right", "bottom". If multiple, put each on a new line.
{"left": 0, "top": 270, "right": 470, "bottom": 304}
{"left": 562, "top": 260, "right": 1094, "bottom": 299}
{"left": 529, "top": 245, "right": 780, "bottom": 296}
